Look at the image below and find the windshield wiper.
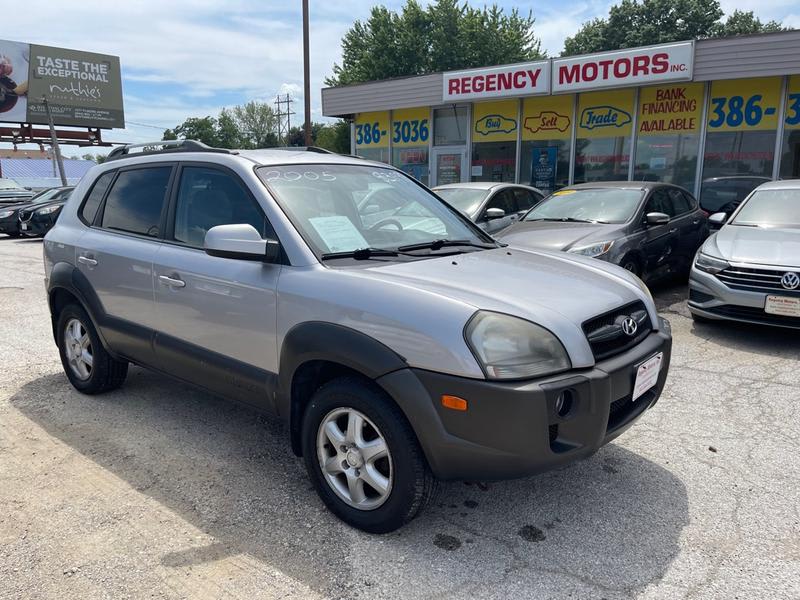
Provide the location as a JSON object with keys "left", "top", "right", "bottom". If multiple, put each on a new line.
{"left": 320, "top": 247, "right": 399, "bottom": 261}
{"left": 397, "top": 239, "right": 497, "bottom": 252}
{"left": 527, "top": 217, "right": 599, "bottom": 223}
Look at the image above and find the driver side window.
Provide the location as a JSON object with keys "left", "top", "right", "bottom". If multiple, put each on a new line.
{"left": 484, "top": 189, "right": 515, "bottom": 219}
{"left": 644, "top": 189, "right": 674, "bottom": 219}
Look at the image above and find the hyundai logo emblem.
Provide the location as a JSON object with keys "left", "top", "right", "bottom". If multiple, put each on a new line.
{"left": 781, "top": 272, "right": 800, "bottom": 290}
{"left": 621, "top": 317, "right": 638, "bottom": 337}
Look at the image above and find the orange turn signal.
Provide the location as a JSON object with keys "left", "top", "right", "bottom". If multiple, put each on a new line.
{"left": 441, "top": 395, "right": 468, "bottom": 411}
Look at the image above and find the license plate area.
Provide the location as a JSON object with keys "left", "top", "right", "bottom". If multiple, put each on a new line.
{"left": 765, "top": 295, "right": 800, "bottom": 317}
{"left": 632, "top": 352, "right": 663, "bottom": 401}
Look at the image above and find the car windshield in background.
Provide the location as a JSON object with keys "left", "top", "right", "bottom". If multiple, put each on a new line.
{"left": 524, "top": 188, "right": 643, "bottom": 224}
{"left": 0, "top": 179, "right": 24, "bottom": 190}
{"left": 29, "top": 188, "right": 67, "bottom": 204}
{"left": 434, "top": 188, "right": 487, "bottom": 216}
{"left": 732, "top": 189, "right": 800, "bottom": 228}
{"left": 257, "top": 164, "right": 489, "bottom": 258}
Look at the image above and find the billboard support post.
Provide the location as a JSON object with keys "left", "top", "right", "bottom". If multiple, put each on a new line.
{"left": 42, "top": 96, "right": 67, "bottom": 187}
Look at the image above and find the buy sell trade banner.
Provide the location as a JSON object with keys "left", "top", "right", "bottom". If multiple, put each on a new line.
{"left": 785, "top": 75, "right": 800, "bottom": 131}
{"left": 638, "top": 82, "right": 703, "bottom": 136}
{"left": 354, "top": 111, "right": 390, "bottom": 148}
{"left": 472, "top": 99, "right": 518, "bottom": 142}
{"left": 707, "top": 77, "right": 782, "bottom": 132}
{"left": 521, "top": 95, "right": 573, "bottom": 141}
{"left": 577, "top": 89, "right": 635, "bottom": 139}
{"left": 391, "top": 107, "right": 430, "bottom": 147}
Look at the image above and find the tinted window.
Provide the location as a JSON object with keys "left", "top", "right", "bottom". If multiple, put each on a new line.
{"left": 101, "top": 167, "right": 171, "bottom": 236}
{"left": 644, "top": 189, "right": 674, "bottom": 218}
{"left": 173, "top": 167, "right": 273, "bottom": 247}
{"left": 668, "top": 188, "right": 692, "bottom": 215}
{"left": 485, "top": 190, "right": 516, "bottom": 216}
{"left": 512, "top": 187, "right": 541, "bottom": 212}
{"left": 81, "top": 173, "right": 114, "bottom": 224}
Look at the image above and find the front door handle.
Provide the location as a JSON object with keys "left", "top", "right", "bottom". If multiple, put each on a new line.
{"left": 669, "top": 228, "right": 678, "bottom": 234}
{"left": 159, "top": 275, "right": 186, "bottom": 288}
{"left": 692, "top": 219, "right": 700, "bottom": 225}
{"left": 78, "top": 255, "right": 97, "bottom": 267}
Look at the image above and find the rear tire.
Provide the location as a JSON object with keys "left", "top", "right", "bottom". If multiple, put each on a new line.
{"left": 301, "top": 376, "right": 437, "bottom": 533}
{"left": 57, "top": 304, "right": 128, "bottom": 394}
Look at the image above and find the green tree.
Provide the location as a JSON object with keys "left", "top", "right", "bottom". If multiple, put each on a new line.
{"left": 232, "top": 101, "right": 279, "bottom": 148}
{"left": 216, "top": 108, "right": 243, "bottom": 148}
{"left": 327, "top": 0, "right": 542, "bottom": 86}
{"left": 316, "top": 121, "right": 352, "bottom": 154}
{"left": 286, "top": 122, "right": 325, "bottom": 147}
{"left": 563, "top": 0, "right": 785, "bottom": 56}
{"left": 162, "top": 116, "right": 219, "bottom": 146}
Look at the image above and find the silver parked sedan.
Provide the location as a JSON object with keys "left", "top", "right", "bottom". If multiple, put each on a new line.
{"left": 689, "top": 179, "right": 800, "bottom": 329}
{"left": 432, "top": 182, "right": 544, "bottom": 234}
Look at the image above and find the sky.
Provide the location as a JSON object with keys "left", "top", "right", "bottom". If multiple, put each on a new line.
{"left": 3, "top": 0, "right": 799, "bottom": 154}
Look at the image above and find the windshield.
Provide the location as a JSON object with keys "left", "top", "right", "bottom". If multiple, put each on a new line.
{"left": 700, "top": 178, "right": 768, "bottom": 213}
{"left": 732, "top": 189, "right": 800, "bottom": 228}
{"left": 29, "top": 188, "right": 67, "bottom": 204}
{"left": 258, "top": 164, "right": 490, "bottom": 257}
{"left": 0, "top": 179, "right": 24, "bottom": 191}
{"left": 433, "top": 188, "right": 488, "bottom": 217}
{"left": 524, "top": 188, "right": 643, "bottom": 224}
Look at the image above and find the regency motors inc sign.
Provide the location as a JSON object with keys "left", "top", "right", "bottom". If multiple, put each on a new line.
{"left": 0, "top": 39, "right": 124, "bottom": 128}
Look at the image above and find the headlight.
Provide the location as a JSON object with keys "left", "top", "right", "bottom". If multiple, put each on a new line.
{"left": 0, "top": 210, "right": 13, "bottom": 218}
{"left": 568, "top": 240, "right": 614, "bottom": 258}
{"left": 695, "top": 251, "right": 729, "bottom": 274}
{"left": 36, "top": 205, "right": 61, "bottom": 215}
{"left": 465, "top": 311, "right": 571, "bottom": 380}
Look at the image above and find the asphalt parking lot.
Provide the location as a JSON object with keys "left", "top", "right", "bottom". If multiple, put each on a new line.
{"left": 1, "top": 236, "right": 798, "bottom": 600}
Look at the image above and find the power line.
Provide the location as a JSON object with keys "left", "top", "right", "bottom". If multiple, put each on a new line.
{"left": 126, "top": 121, "right": 168, "bottom": 130}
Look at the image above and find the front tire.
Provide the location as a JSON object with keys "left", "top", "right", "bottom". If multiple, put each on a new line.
{"left": 301, "top": 377, "right": 436, "bottom": 533}
{"left": 620, "top": 254, "right": 642, "bottom": 277}
{"left": 57, "top": 304, "right": 128, "bottom": 394}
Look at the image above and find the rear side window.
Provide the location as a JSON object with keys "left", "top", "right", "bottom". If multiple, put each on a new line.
{"left": 101, "top": 167, "right": 172, "bottom": 237}
{"left": 172, "top": 166, "right": 274, "bottom": 247}
{"left": 81, "top": 172, "right": 115, "bottom": 224}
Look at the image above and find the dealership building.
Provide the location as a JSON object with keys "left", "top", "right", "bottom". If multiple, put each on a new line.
{"left": 321, "top": 30, "right": 800, "bottom": 196}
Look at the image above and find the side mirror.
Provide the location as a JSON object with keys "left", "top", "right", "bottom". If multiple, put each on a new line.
{"left": 204, "top": 224, "right": 280, "bottom": 263}
{"left": 645, "top": 212, "right": 670, "bottom": 227}
{"left": 484, "top": 207, "right": 506, "bottom": 220}
{"left": 708, "top": 212, "right": 728, "bottom": 226}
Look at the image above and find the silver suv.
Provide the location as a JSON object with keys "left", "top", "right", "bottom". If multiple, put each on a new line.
{"left": 44, "top": 141, "right": 672, "bottom": 533}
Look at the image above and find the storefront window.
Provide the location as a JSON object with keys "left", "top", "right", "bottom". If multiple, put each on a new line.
{"left": 519, "top": 95, "right": 573, "bottom": 194}
{"left": 433, "top": 106, "right": 468, "bottom": 145}
{"left": 574, "top": 89, "right": 634, "bottom": 183}
{"left": 354, "top": 111, "right": 390, "bottom": 164}
{"left": 779, "top": 75, "right": 800, "bottom": 179}
{"left": 634, "top": 83, "right": 703, "bottom": 193}
{"left": 471, "top": 100, "right": 518, "bottom": 182}
{"left": 702, "top": 77, "right": 781, "bottom": 180}
{"left": 391, "top": 107, "right": 430, "bottom": 184}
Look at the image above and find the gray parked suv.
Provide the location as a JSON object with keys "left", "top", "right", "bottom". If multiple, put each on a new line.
{"left": 43, "top": 141, "right": 672, "bottom": 532}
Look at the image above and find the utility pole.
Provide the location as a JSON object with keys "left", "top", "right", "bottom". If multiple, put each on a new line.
{"left": 302, "top": 0, "right": 312, "bottom": 146}
{"left": 42, "top": 96, "right": 67, "bottom": 186}
{"left": 274, "top": 94, "right": 295, "bottom": 145}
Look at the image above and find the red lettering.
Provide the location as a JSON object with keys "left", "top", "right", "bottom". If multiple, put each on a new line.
{"left": 462, "top": 77, "right": 471, "bottom": 93}
{"left": 513, "top": 71, "right": 527, "bottom": 88}
{"left": 598, "top": 59, "right": 613, "bottom": 79}
{"left": 632, "top": 55, "right": 650, "bottom": 76}
{"left": 527, "top": 69, "right": 540, "bottom": 87}
{"left": 485, "top": 73, "right": 496, "bottom": 92}
{"left": 448, "top": 78, "right": 461, "bottom": 95}
{"left": 613, "top": 57, "right": 631, "bottom": 78}
{"left": 473, "top": 76, "right": 484, "bottom": 93}
{"left": 651, "top": 53, "right": 669, "bottom": 74}
{"left": 559, "top": 64, "right": 580, "bottom": 84}
{"left": 582, "top": 62, "right": 598, "bottom": 81}
{"left": 498, "top": 72, "right": 512, "bottom": 90}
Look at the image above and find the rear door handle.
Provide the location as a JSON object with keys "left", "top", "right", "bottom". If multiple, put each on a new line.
{"left": 159, "top": 275, "right": 186, "bottom": 288}
{"left": 692, "top": 219, "right": 700, "bottom": 225}
{"left": 669, "top": 228, "right": 678, "bottom": 234}
{"left": 78, "top": 255, "right": 97, "bottom": 267}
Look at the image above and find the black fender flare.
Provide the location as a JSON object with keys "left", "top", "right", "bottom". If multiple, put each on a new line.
{"left": 277, "top": 322, "right": 408, "bottom": 452}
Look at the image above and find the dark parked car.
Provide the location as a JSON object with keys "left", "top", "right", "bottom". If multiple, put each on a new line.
{"left": 497, "top": 182, "right": 709, "bottom": 281}
{"left": 0, "top": 178, "right": 34, "bottom": 204}
{"left": 0, "top": 187, "right": 73, "bottom": 237}
{"left": 433, "top": 182, "right": 545, "bottom": 234}
{"left": 699, "top": 176, "right": 771, "bottom": 227}
{"left": 19, "top": 189, "right": 73, "bottom": 237}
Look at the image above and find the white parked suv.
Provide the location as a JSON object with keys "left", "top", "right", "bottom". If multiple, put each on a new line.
{"left": 43, "top": 141, "right": 672, "bottom": 532}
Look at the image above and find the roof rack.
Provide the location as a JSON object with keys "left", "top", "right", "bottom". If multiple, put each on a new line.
{"left": 106, "top": 140, "right": 236, "bottom": 161}
{"left": 267, "top": 146, "right": 333, "bottom": 154}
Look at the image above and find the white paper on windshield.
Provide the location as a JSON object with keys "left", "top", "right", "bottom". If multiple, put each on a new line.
{"left": 309, "top": 216, "right": 368, "bottom": 253}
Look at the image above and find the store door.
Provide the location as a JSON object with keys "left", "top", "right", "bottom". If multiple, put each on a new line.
{"left": 430, "top": 147, "right": 467, "bottom": 187}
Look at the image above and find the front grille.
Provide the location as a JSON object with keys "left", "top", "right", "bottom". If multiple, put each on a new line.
{"left": 18, "top": 209, "right": 33, "bottom": 222}
{"left": 607, "top": 389, "right": 655, "bottom": 432}
{"left": 705, "top": 304, "right": 800, "bottom": 328}
{"left": 716, "top": 266, "right": 800, "bottom": 297}
{"left": 582, "top": 301, "right": 652, "bottom": 361}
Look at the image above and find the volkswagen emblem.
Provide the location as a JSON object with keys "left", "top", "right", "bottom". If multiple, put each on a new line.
{"left": 781, "top": 272, "right": 800, "bottom": 290}
{"left": 621, "top": 317, "right": 638, "bottom": 337}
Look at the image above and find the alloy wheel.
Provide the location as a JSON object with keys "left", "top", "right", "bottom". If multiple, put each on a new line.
{"left": 63, "top": 318, "right": 93, "bottom": 381}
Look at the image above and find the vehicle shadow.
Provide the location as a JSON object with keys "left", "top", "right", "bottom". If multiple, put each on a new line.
{"left": 12, "top": 370, "right": 689, "bottom": 599}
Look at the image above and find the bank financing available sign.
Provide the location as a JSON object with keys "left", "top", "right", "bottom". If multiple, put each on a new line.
{"left": 0, "top": 39, "right": 124, "bottom": 128}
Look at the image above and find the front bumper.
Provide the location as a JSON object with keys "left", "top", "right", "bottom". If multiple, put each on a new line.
{"left": 0, "top": 215, "right": 20, "bottom": 235}
{"left": 19, "top": 215, "right": 55, "bottom": 237}
{"left": 688, "top": 266, "right": 800, "bottom": 329}
{"left": 377, "top": 320, "right": 672, "bottom": 480}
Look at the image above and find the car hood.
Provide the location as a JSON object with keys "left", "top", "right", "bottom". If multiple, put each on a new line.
{"left": 0, "top": 191, "right": 33, "bottom": 203}
{"left": 496, "top": 221, "right": 622, "bottom": 251}
{"left": 353, "top": 246, "right": 654, "bottom": 365}
{"left": 704, "top": 225, "right": 800, "bottom": 267}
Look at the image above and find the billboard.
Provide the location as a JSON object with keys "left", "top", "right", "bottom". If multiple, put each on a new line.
{"left": 0, "top": 39, "right": 123, "bottom": 128}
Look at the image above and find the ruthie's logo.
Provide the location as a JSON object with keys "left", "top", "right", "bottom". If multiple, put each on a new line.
{"left": 524, "top": 111, "right": 570, "bottom": 134}
{"left": 475, "top": 114, "right": 517, "bottom": 135}
{"left": 580, "top": 105, "right": 632, "bottom": 130}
